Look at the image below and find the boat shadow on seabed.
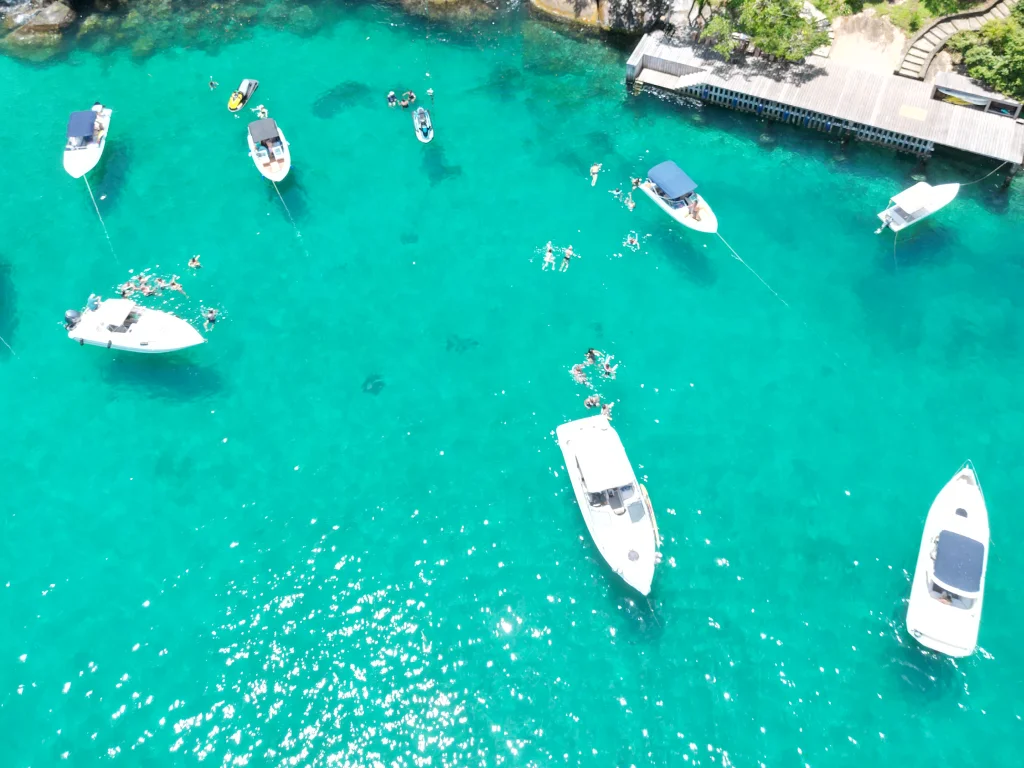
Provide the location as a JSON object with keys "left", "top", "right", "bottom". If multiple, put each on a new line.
{"left": 0, "top": 260, "right": 15, "bottom": 359}
{"left": 84, "top": 137, "right": 131, "bottom": 216}
{"left": 98, "top": 352, "right": 225, "bottom": 400}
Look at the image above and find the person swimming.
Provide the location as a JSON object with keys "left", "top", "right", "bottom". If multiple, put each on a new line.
{"left": 590, "top": 163, "right": 602, "bottom": 187}
{"left": 542, "top": 242, "right": 555, "bottom": 271}
{"left": 585, "top": 348, "right": 602, "bottom": 365}
{"left": 117, "top": 282, "right": 135, "bottom": 298}
{"left": 631, "top": 177, "right": 642, "bottom": 189}
{"left": 168, "top": 276, "right": 188, "bottom": 297}
{"left": 571, "top": 364, "right": 588, "bottom": 385}
{"left": 601, "top": 401, "right": 615, "bottom": 420}
{"left": 427, "top": 87, "right": 434, "bottom": 103}
{"left": 188, "top": 255, "right": 201, "bottom": 269}
{"left": 560, "top": 246, "right": 573, "bottom": 272}
{"left": 626, "top": 234, "right": 638, "bottom": 248}
{"left": 584, "top": 394, "right": 601, "bottom": 409}
{"left": 625, "top": 193, "right": 636, "bottom": 212}
{"left": 208, "top": 76, "right": 218, "bottom": 90}
{"left": 155, "top": 277, "right": 168, "bottom": 292}
{"left": 387, "top": 90, "right": 397, "bottom": 107}
{"left": 203, "top": 308, "right": 219, "bottom": 331}
{"left": 602, "top": 355, "right": 618, "bottom": 379}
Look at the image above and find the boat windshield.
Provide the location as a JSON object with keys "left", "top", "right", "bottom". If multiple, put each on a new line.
{"left": 926, "top": 574, "right": 976, "bottom": 610}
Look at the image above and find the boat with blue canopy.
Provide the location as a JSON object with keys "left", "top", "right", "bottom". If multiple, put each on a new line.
{"left": 639, "top": 160, "right": 718, "bottom": 233}
{"left": 63, "top": 103, "right": 112, "bottom": 179}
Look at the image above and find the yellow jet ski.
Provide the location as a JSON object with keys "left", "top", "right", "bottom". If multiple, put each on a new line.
{"left": 228, "top": 79, "right": 259, "bottom": 112}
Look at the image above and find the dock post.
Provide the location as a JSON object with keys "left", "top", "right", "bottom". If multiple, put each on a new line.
{"left": 1003, "top": 163, "right": 1020, "bottom": 189}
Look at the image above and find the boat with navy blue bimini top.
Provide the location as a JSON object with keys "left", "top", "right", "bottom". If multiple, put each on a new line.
{"left": 639, "top": 160, "right": 718, "bottom": 234}
{"left": 906, "top": 461, "right": 990, "bottom": 657}
{"left": 63, "top": 103, "right": 112, "bottom": 179}
{"left": 247, "top": 117, "right": 291, "bottom": 182}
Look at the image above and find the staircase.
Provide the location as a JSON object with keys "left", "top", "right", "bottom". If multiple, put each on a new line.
{"left": 896, "top": 0, "right": 1018, "bottom": 80}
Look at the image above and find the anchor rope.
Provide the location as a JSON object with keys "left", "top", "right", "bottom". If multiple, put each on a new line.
{"left": 0, "top": 333, "right": 14, "bottom": 355}
{"left": 961, "top": 161, "right": 1008, "bottom": 187}
{"left": 716, "top": 232, "right": 789, "bottom": 308}
{"left": 84, "top": 176, "right": 118, "bottom": 262}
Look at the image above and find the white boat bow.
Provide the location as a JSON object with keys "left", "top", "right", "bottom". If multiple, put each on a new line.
{"left": 63, "top": 104, "right": 112, "bottom": 179}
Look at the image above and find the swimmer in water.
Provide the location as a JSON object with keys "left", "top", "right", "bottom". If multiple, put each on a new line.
{"left": 585, "top": 348, "right": 602, "bottom": 365}
{"left": 626, "top": 234, "right": 638, "bottom": 248}
{"left": 154, "top": 277, "right": 168, "bottom": 292}
{"left": 590, "top": 163, "right": 602, "bottom": 187}
{"left": 584, "top": 394, "right": 601, "bottom": 409}
{"left": 611, "top": 187, "right": 622, "bottom": 199}
{"left": 141, "top": 283, "right": 156, "bottom": 297}
{"left": 571, "top": 364, "right": 589, "bottom": 386}
{"left": 601, "top": 401, "right": 615, "bottom": 420}
{"left": 542, "top": 242, "right": 555, "bottom": 271}
{"left": 117, "top": 282, "right": 134, "bottom": 298}
{"left": 407, "top": 91, "right": 417, "bottom": 104}
{"left": 387, "top": 90, "right": 397, "bottom": 107}
{"left": 168, "top": 276, "right": 188, "bottom": 297}
{"left": 427, "top": 87, "right": 434, "bottom": 103}
{"left": 188, "top": 255, "right": 201, "bottom": 269}
{"left": 559, "top": 245, "right": 575, "bottom": 272}
{"left": 602, "top": 355, "right": 618, "bottom": 379}
{"left": 625, "top": 193, "right": 636, "bottom": 211}
{"left": 631, "top": 176, "right": 643, "bottom": 189}
{"left": 208, "top": 76, "right": 218, "bottom": 90}
{"left": 203, "top": 308, "right": 219, "bottom": 331}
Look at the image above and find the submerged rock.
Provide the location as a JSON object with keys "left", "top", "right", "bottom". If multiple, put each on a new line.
{"left": 530, "top": 0, "right": 667, "bottom": 33}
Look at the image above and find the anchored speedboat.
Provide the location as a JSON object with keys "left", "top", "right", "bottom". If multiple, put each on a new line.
{"left": 247, "top": 117, "right": 291, "bottom": 182}
{"left": 906, "top": 462, "right": 989, "bottom": 657}
{"left": 63, "top": 103, "right": 112, "bottom": 179}
{"left": 228, "top": 79, "right": 259, "bottom": 112}
{"left": 556, "top": 415, "right": 661, "bottom": 595}
{"left": 876, "top": 181, "right": 959, "bottom": 233}
{"left": 65, "top": 297, "right": 205, "bottom": 354}
{"left": 412, "top": 107, "right": 434, "bottom": 143}
{"left": 639, "top": 160, "right": 718, "bottom": 234}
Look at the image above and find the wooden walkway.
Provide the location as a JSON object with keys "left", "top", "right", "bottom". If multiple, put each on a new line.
{"left": 627, "top": 31, "right": 1024, "bottom": 165}
{"left": 896, "top": 0, "right": 1019, "bottom": 80}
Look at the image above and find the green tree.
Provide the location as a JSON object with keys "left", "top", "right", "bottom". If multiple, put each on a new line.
{"left": 947, "top": 10, "right": 1024, "bottom": 100}
{"left": 699, "top": 0, "right": 830, "bottom": 62}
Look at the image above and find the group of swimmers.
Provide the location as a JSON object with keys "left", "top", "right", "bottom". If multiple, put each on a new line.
{"left": 570, "top": 348, "right": 619, "bottom": 419}
{"left": 542, "top": 242, "right": 578, "bottom": 272}
{"left": 387, "top": 87, "right": 434, "bottom": 109}
{"left": 111, "top": 254, "right": 219, "bottom": 330}
{"left": 610, "top": 176, "right": 643, "bottom": 212}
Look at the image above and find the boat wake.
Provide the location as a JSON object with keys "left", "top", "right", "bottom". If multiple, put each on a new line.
{"left": 84, "top": 176, "right": 118, "bottom": 262}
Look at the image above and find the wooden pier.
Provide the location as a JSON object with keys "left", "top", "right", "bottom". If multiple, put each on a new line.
{"left": 627, "top": 31, "right": 1024, "bottom": 168}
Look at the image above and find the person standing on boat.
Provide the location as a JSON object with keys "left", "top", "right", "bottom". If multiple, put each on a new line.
{"left": 87, "top": 293, "right": 100, "bottom": 311}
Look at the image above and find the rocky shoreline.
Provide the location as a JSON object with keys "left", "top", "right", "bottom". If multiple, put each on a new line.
{"left": 0, "top": 0, "right": 660, "bottom": 61}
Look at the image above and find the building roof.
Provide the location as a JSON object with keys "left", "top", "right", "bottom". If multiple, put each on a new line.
{"left": 933, "top": 530, "right": 985, "bottom": 595}
{"left": 248, "top": 118, "right": 280, "bottom": 143}
{"left": 648, "top": 160, "right": 697, "bottom": 199}
{"left": 576, "top": 427, "right": 634, "bottom": 492}
{"left": 67, "top": 110, "right": 96, "bottom": 139}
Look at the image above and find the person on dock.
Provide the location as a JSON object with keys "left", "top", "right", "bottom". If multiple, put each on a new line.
{"left": 203, "top": 308, "right": 219, "bottom": 331}
{"left": 168, "top": 276, "right": 188, "bottom": 297}
{"left": 590, "top": 163, "right": 602, "bottom": 187}
{"left": 542, "top": 241, "right": 555, "bottom": 271}
{"left": 559, "top": 245, "right": 575, "bottom": 272}
{"left": 188, "top": 254, "right": 202, "bottom": 269}
{"left": 208, "top": 76, "right": 218, "bottom": 90}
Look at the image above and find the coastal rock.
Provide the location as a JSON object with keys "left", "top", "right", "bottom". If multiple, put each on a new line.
{"left": 14, "top": 1, "right": 75, "bottom": 33}
{"left": 530, "top": 0, "right": 667, "bottom": 32}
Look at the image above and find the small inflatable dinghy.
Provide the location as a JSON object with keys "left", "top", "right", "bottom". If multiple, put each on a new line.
{"left": 228, "top": 79, "right": 259, "bottom": 112}
{"left": 412, "top": 107, "right": 433, "bottom": 144}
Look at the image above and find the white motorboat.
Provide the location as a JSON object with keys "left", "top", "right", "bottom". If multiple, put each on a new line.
{"left": 412, "top": 107, "right": 434, "bottom": 143}
{"left": 65, "top": 297, "right": 205, "bottom": 354}
{"left": 556, "top": 415, "right": 661, "bottom": 595}
{"left": 906, "top": 462, "right": 989, "bottom": 657}
{"left": 247, "top": 117, "right": 291, "bottom": 182}
{"left": 228, "top": 79, "right": 259, "bottom": 112}
{"left": 63, "top": 103, "right": 112, "bottom": 179}
{"left": 876, "top": 181, "right": 959, "bottom": 233}
{"left": 639, "top": 160, "right": 718, "bottom": 234}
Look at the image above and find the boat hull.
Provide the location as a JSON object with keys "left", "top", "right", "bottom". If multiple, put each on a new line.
{"left": 63, "top": 106, "right": 112, "bottom": 179}
{"left": 639, "top": 183, "right": 718, "bottom": 233}
{"left": 248, "top": 129, "right": 291, "bottom": 182}
{"left": 878, "top": 182, "right": 960, "bottom": 233}
{"left": 68, "top": 301, "right": 206, "bottom": 354}
{"left": 906, "top": 463, "right": 989, "bottom": 657}
{"left": 556, "top": 415, "right": 658, "bottom": 595}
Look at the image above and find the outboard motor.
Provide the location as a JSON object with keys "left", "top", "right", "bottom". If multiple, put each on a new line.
{"left": 64, "top": 309, "right": 81, "bottom": 330}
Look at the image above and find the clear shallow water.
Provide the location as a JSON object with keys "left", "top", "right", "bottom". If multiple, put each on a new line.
{"left": 2, "top": 5, "right": 1024, "bottom": 766}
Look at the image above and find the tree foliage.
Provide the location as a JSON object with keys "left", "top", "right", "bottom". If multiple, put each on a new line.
{"left": 947, "top": 5, "right": 1024, "bottom": 100}
{"left": 698, "top": 0, "right": 830, "bottom": 61}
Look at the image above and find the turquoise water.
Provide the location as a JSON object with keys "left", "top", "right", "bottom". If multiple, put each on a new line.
{"left": 3, "top": 5, "right": 1024, "bottom": 765}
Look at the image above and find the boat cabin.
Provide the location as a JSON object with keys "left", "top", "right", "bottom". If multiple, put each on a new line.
{"left": 647, "top": 160, "right": 699, "bottom": 210}
{"left": 574, "top": 431, "right": 646, "bottom": 521}
{"left": 249, "top": 118, "right": 285, "bottom": 163}
{"left": 66, "top": 110, "right": 97, "bottom": 150}
{"left": 928, "top": 528, "right": 984, "bottom": 609}
{"left": 92, "top": 299, "right": 141, "bottom": 333}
